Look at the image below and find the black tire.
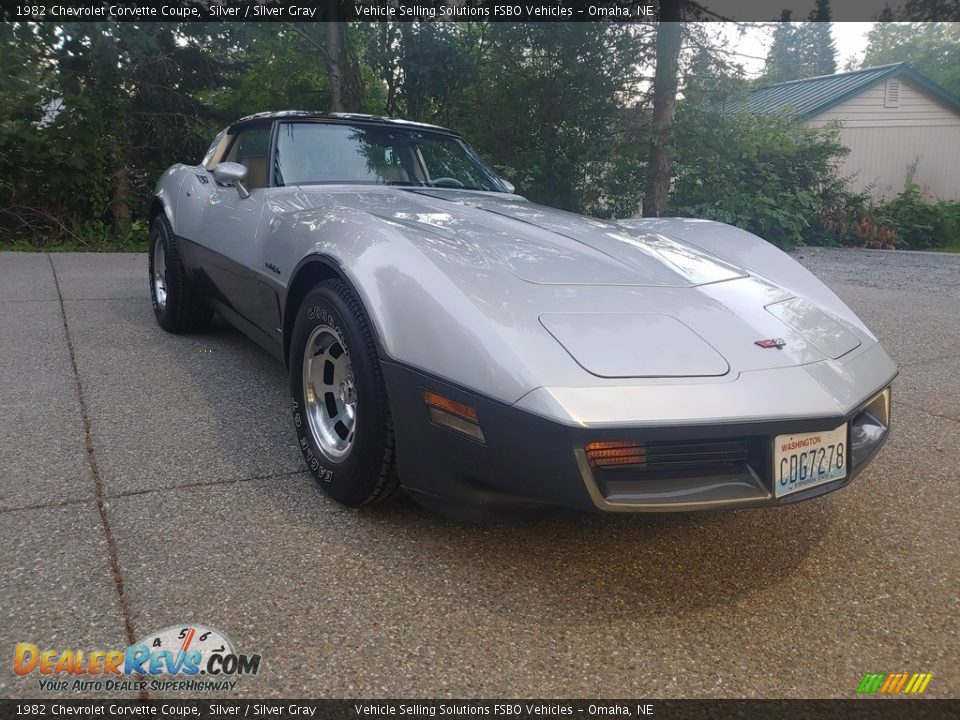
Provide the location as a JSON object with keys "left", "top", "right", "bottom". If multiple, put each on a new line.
{"left": 289, "top": 280, "right": 399, "bottom": 506}
{"left": 148, "top": 215, "right": 212, "bottom": 333}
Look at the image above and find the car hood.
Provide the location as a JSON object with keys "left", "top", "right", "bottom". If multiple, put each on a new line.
{"left": 289, "top": 187, "right": 870, "bottom": 382}
{"left": 343, "top": 187, "right": 749, "bottom": 287}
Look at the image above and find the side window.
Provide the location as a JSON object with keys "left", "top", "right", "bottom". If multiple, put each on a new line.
{"left": 222, "top": 126, "right": 272, "bottom": 189}
{"left": 201, "top": 130, "right": 227, "bottom": 170}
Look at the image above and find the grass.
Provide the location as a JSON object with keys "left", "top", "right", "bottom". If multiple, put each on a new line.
{"left": 0, "top": 226, "right": 148, "bottom": 253}
{"left": 0, "top": 238, "right": 148, "bottom": 252}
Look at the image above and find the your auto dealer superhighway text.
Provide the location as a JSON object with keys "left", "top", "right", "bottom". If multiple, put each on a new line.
{"left": 37, "top": 4, "right": 318, "bottom": 18}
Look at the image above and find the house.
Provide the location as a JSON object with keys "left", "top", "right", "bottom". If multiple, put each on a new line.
{"left": 739, "top": 63, "right": 960, "bottom": 201}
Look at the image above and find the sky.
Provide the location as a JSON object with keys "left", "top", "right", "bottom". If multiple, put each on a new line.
{"left": 832, "top": 22, "right": 877, "bottom": 67}
{"left": 714, "top": 22, "right": 877, "bottom": 78}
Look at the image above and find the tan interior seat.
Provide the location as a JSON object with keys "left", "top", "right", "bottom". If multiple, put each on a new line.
{"left": 377, "top": 165, "right": 409, "bottom": 184}
{"left": 242, "top": 156, "right": 269, "bottom": 189}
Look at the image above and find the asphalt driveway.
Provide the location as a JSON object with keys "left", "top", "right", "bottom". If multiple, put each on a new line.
{"left": 1, "top": 248, "right": 957, "bottom": 699}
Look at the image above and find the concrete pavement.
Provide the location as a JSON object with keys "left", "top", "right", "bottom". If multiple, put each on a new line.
{"left": 1, "top": 248, "right": 957, "bottom": 698}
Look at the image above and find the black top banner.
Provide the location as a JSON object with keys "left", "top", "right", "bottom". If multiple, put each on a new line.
{"left": 2, "top": 0, "right": 959, "bottom": 23}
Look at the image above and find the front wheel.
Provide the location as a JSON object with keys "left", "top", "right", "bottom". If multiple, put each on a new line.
{"left": 289, "top": 280, "right": 399, "bottom": 506}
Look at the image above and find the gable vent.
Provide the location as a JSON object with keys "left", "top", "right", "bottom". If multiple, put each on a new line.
{"left": 885, "top": 80, "right": 901, "bottom": 108}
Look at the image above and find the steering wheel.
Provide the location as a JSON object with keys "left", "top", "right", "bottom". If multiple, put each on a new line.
{"left": 431, "top": 177, "right": 464, "bottom": 188}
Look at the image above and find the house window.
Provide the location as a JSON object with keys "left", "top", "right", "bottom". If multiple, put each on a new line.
{"left": 884, "top": 80, "right": 901, "bottom": 108}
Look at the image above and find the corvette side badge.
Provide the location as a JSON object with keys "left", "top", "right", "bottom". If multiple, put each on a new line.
{"left": 755, "top": 338, "right": 787, "bottom": 349}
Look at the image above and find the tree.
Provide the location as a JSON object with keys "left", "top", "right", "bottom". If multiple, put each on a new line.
{"left": 862, "top": 22, "right": 960, "bottom": 93}
{"left": 762, "top": 12, "right": 802, "bottom": 83}
{"left": 325, "top": 5, "right": 345, "bottom": 111}
{"left": 0, "top": 22, "right": 232, "bottom": 239}
{"left": 642, "top": 10, "right": 684, "bottom": 217}
{"left": 286, "top": 1, "right": 368, "bottom": 113}
{"left": 371, "top": 21, "right": 402, "bottom": 116}
{"left": 801, "top": 0, "right": 837, "bottom": 76}
{"left": 207, "top": 24, "right": 331, "bottom": 117}
{"left": 396, "top": 23, "right": 476, "bottom": 122}
{"left": 0, "top": 23, "right": 74, "bottom": 243}
{"left": 681, "top": 29, "right": 750, "bottom": 110}
{"left": 762, "top": 9, "right": 836, "bottom": 84}
{"left": 902, "top": 0, "right": 960, "bottom": 20}
{"left": 451, "top": 22, "right": 645, "bottom": 212}
{"left": 2, "top": 18, "right": 857, "bottom": 248}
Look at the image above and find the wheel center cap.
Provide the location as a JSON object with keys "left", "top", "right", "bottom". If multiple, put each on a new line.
{"left": 339, "top": 380, "right": 357, "bottom": 406}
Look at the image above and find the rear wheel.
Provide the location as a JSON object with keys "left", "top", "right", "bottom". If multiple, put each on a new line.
{"left": 149, "top": 215, "right": 212, "bottom": 333}
{"left": 289, "top": 280, "right": 399, "bottom": 506}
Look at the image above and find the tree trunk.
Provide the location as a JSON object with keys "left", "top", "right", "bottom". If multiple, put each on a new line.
{"left": 398, "top": 22, "right": 420, "bottom": 120}
{"left": 110, "top": 136, "right": 132, "bottom": 232}
{"left": 381, "top": 22, "right": 398, "bottom": 115}
{"left": 342, "top": 26, "right": 366, "bottom": 112}
{"left": 324, "top": 2, "right": 344, "bottom": 112}
{"left": 642, "top": 19, "right": 683, "bottom": 218}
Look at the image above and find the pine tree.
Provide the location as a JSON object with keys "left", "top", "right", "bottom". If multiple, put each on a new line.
{"left": 763, "top": 5, "right": 837, "bottom": 85}
{"left": 763, "top": 11, "right": 802, "bottom": 83}
{"left": 903, "top": 0, "right": 960, "bottom": 21}
{"left": 803, "top": 0, "right": 837, "bottom": 76}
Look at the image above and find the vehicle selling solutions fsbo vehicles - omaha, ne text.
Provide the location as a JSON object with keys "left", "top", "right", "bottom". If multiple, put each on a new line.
{"left": 148, "top": 111, "right": 896, "bottom": 519}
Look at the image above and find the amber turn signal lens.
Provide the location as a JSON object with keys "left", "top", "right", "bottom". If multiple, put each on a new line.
{"left": 585, "top": 440, "right": 647, "bottom": 468}
{"left": 422, "top": 390, "right": 479, "bottom": 422}
{"left": 422, "top": 390, "right": 485, "bottom": 443}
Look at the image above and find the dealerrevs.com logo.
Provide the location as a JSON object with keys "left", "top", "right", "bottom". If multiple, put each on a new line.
{"left": 14, "top": 624, "right": 261, "bottom": 693}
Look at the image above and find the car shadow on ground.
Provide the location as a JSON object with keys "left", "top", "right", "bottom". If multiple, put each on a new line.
{"left": 169, "top": 310, "right": 834, "bottom": 625}
{"left": 338, "top": 497, "right": 829, "bottom": 623}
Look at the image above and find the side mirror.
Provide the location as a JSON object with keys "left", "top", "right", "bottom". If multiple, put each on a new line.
{"left": 213, "top": 162, "right": 250, "bottom": 199}
{"left": 499, "top": 177, "right": 516, "bottom": 194}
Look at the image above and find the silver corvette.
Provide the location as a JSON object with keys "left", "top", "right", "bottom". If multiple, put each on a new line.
{"left": 149, "top": 111, "right": 896, "bottom": 519}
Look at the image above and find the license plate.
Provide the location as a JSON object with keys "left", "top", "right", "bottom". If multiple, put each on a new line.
{"left": 774, "top": 424, "right": 848, "bottom": 498}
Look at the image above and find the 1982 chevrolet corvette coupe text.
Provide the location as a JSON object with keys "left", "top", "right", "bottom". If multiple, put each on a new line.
{"left": 149, "top": 111, "right": 896, "bottom": 519}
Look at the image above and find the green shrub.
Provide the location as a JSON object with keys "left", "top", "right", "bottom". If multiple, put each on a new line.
{"left": 669, "top": 110, "right": 850, "bottom": 249}
{"left": 0, "top": 219, "right": 147, "bottom": 252}
{"left": 871, "top": 183, "right": 960, "bottom": 251}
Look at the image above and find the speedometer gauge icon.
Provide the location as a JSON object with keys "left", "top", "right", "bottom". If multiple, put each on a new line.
{"left": 133, "top": 624, "right": 236, "bottom": 669}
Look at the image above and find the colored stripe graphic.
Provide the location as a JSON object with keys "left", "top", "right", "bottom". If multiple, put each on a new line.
{"left": 857, "top": 673, "right": 886, "bottom": 694}
{"left": 912, "top": 673, "right": 933, "bottom": 694}
{"left": 858, "top": 672, "right": 932, "bottom": 694}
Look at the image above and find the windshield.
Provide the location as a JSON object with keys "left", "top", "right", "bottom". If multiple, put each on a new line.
{"left": 274, "top": 122, "right": 505, "bottom": 192}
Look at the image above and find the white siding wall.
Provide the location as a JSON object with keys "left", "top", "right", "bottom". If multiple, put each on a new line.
{"left": 806, "top": 78, "right": 960, "bottom": 200}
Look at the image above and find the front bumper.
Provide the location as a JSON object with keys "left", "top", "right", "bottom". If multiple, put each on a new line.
{"left": 382, "top": 362, "right": 893, "bottom": 518}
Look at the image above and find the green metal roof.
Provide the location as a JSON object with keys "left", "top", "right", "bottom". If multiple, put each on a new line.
{"left": 724, "top": 63, "right": 960, "bottom": 120}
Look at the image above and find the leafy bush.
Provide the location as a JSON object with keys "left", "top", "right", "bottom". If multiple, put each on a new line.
{"left": 0, "top": 220, "right": 148, "bottom": 253}
{"left": 813, "top": 176, "right": 960, "bottom": 252}
{"left": 813, "top": 186, "right": 903, "bottom": 249}
{"left": 871, "top": 182, "right": 960, "bottom": 251}
{"left": 668, "top": 110, "right": 850, "bottom": 248}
